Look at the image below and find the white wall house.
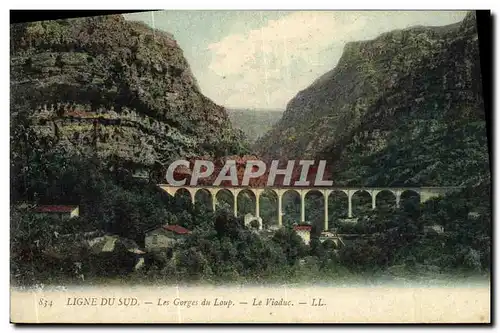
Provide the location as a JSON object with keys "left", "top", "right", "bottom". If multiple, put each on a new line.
{"left": 144, "top": 224, "right": 191, "bottom": 252}
{"left": 293, "top": 225, "right": 312, "bottom": 245}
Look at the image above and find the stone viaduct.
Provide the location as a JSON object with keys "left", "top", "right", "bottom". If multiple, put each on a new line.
{"left": 158, "top": 185, "right": 463, "bottom": 231}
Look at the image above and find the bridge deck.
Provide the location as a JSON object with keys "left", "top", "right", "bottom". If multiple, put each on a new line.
{"left": 157, "top": 184, "right": 463, "bottom": 191}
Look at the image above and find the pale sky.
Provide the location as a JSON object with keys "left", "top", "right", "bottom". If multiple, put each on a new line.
{"left": 124, "top": 11, "right": 467, "bottom": 110}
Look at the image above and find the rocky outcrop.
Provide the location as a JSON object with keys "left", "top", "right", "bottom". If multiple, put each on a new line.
{"left": 257, "top": 12, "right": 489, "bottom": 187}
{"left": 41, "top": 233, "right": 145, "bottom": 276}
{"left": 10, "top": 14, "right": 242, "bottom": 168}
{"left": 41, "top": 232, "right": 141, "bottom": 259}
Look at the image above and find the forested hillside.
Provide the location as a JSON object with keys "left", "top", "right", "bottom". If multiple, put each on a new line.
{"left": 9, "top": 14, "right": 251, "bottom": 285}
{"left": 10, "top": 15, "right": 248, "bottom": 183}
{"left": 10, "top": 14, "right": 250, "bottom": 203}
{"left": 10, "top": 12, "right": 490, "bottom": 286}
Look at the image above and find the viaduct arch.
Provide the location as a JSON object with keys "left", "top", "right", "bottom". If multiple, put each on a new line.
{"left": 160, "top": 185, "right": 462, "bottom": 231}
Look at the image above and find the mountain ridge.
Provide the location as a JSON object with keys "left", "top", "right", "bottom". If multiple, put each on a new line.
{"left": 226, "top": 108, "right": 283, "bottom": 144}
{"left": 256, "top": 11, "right": 488, "bottom": 187}
{"left": 10, "top": 14, "right": 245, "bottom": 172}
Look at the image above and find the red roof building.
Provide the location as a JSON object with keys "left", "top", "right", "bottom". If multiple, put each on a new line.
{"left": 33, "top": 205, "right": 79, "bottom": 221}
{"left": 144, "top": 224, "right": 191, "bottom": 251}
{"left": 166, "top": 156, "right": 333, "bottom": 188}
{"left": 293, "top": 224, "right": 312, "bottom": 245}
{"left": 34, "top": 205, "right": 77, "bottom": 213}
{"left": 293, "top": 225, "right": 313, "bottom": 232}
{"left": 163, "top": 224, "right": 191, "bottom": 235}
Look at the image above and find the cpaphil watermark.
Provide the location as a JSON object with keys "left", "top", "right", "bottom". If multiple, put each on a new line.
{"left": 165, "top": 160, "right": 333, "bottom": 187}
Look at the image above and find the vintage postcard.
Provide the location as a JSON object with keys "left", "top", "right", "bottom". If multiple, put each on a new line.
{"left": 10, "top": 10, "right": 491, "bottom": 323}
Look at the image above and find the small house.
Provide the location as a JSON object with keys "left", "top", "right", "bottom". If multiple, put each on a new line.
{"left": 468, "top": 212, "right": 481, "bottom": 220}
{"left": 319, "top": 231, "right": 345, "bottom": 248}
{"left": 244, "top": 213, "right": 263, "bottom": 230}
{"left": 33, "top": 205, "right": 79, "bottom": 221}
{"left": 424, "top": 224, "right": 444, "bottom": 234}
{"left": 145, "top": 224, "right": 191, "bottom": 251}
{"left": 293, "top": 224, "right": 312, "bottom": 246}
{"left": 338, "top": 218, "right": 359, "bottom": 224}
{"left": 132, "top": 168, "right": 149, "bottom": 180}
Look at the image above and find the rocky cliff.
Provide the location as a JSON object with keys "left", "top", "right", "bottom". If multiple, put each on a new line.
{"left": 256, "top": 12, "right": 489, "bottom": 187}
{"left": 10, "top": 14, "right": 243, "bottom": 169}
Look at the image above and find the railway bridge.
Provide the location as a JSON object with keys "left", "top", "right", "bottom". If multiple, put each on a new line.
{"left": 158, "top": 185, "right": 463, "bottom": 230}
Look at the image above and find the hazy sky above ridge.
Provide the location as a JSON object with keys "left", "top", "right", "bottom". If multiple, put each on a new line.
{"left": 124, "top": 11, "right": 467, "bottom": 110}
